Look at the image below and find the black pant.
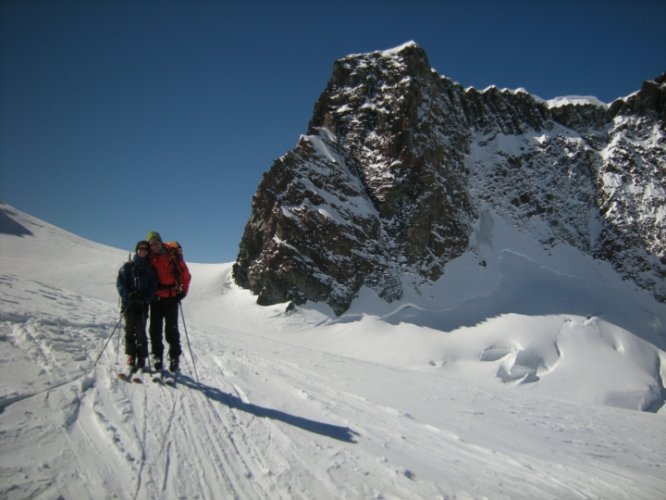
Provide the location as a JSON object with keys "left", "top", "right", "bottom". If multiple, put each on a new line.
{"left": 124, "top": 303, "right": 149, "bottom": 359}
{"left": 149, "top": 297, "right": 182, "bottom": 363}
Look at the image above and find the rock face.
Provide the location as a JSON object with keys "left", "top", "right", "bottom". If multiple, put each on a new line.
{"left": 233, "top": 42, "right": 666, "bottom": 314}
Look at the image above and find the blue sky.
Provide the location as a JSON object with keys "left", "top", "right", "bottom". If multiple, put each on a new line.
{"left": 1, "top": 0, "right": 665, "bottom": 263}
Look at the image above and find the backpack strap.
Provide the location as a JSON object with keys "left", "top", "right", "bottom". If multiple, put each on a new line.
{"left": 164, "top": 241, "right": 183, "bottom": 289}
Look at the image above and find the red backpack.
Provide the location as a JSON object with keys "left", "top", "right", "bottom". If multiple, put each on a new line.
{"left": 163, "top": 241, "right": 184, "bottom": 286}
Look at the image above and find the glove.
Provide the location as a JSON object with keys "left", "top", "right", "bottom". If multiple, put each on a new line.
{"left": 176, "top": 292, "right": 186, "bottom": 302}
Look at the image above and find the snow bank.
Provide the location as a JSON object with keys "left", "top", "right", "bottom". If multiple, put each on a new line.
{"left": 2, "top": 203, "right": 666, "bottom": 499}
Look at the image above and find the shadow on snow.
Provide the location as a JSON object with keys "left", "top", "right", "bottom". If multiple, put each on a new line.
{"left": 384, "top": 252, "right": 666, "bottom": 352}
{"left": 176, "top": 374, "right": 359, "bottom": 443}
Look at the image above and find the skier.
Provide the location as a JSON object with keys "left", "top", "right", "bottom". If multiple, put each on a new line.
{"left": 116, "top": 240, "right": 158, "bottom": 373}
{"left": 146, "top": 231, "right": 191, "bottom": 375}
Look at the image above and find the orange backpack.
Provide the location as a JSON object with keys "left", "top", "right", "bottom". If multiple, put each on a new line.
{"left": 163, "top": 241, "right": 184, "bottom": 286}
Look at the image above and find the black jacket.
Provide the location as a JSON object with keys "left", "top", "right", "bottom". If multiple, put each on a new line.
{"left": 116, "top": 255, "right": 158, "bottom": 308}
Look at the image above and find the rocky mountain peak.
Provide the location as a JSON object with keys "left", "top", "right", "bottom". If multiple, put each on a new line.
{"left": 610, "top": 71, "right": 666, "bottom": 121}
{"left": 233, "top": 43, "right": 665, "bottom": 314}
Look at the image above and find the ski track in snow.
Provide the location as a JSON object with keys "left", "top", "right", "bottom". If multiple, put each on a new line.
{"left": 2, "top": 302, "right": 666, "bottom": 499}
{"left": 2, "top": 210, "right": 666, "bottom": 499}
{"left": 3, "top": 289, "right": 663, "bottom": 500}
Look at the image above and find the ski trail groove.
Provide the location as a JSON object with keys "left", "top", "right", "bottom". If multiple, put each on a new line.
{"left": 133, "top": 385, "right": 149, "bottom": 500}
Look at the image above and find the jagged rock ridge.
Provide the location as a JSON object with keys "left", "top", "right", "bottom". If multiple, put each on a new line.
{"left": 233, "top": 41, "right": 665, "bottom": 314}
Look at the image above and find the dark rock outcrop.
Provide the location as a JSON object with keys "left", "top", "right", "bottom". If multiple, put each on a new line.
{"left": 234, "top": 42, "right": 665, "bottom": 313}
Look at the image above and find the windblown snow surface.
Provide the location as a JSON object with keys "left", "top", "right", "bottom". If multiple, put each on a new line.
{"left": 1, "top": 202, "right": 665, "bottom": 499}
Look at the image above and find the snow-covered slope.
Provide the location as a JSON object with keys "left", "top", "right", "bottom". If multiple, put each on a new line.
{"left": 1, "top": 203, "right": 666, "bottom": 499}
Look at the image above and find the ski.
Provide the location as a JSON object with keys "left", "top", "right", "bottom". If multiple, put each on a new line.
{"left": 148, "top": 368, "right": 178, "bottom": 386}
{"left": 118, "top": 371, "right": 143, "bottom": 383}
{"left": 163, "top": 370, "right": 178, "bottom": 387}
{"left": 152, "top": 370, "right": 164, "bottom": 384}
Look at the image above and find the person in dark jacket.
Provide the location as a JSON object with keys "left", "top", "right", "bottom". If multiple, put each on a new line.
{"left": 116, "top": 240, "right": 158, "bottom": 373}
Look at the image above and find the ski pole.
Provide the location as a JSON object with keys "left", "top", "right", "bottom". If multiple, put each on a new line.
{"left": 142, "top": 305, "right": 151, "bottom": 372}
{"left": 179, "top": 302, "right": 199, "bottom": 383}
{"left": 92, "top": 313, "right": 123, "bottom": 368}
{"left": 115, "top": 328, "right": 121, "bottom": 364}
{"left": 115, "top": 299, "right": 121, "bottom": 363}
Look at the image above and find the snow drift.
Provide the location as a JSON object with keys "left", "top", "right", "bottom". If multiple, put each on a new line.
{"left": 1, "top": 202, "right": 666, "bottom": 499}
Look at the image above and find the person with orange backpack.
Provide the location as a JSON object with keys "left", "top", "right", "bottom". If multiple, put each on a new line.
{"left": 146, "top": 231, "right": 191, "bottom": 376}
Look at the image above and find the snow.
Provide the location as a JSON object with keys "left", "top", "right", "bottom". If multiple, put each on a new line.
{"left": 474, "top": 86, "right": 608, "bottom": 109}
{"left": 345, "top": 41, "right": 418, "bottom": 63}
{"left": 545, "top": 95, "right": 608, "bottom": 108}
{"left": 303, "top": 133, "right": 339, "bottom": 164}
{"left": 2, "top": 202, "right": 666, "bottom": 499}
{"left": 381, "top": 40, "right": 419, "bottom": 56}
{"left": 525, "top": 93, "right": 609, "bottom": 108}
